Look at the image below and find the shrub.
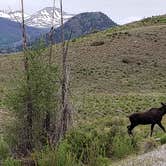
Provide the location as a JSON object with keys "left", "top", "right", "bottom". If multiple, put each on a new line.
{"left": 96, "top": 157, "right": 110, "bottom": 166}
{"left": 65, "top": 129, "right": 109, "bottom": 165}
{"left": 90, "top": 41, "right": 105, "bottom": 46}
{"left": 33, "top": 142, "right": 79, "bottom": 166}
{"left": 0, "top": 138, "right": 10, "bottom": 160}
{"left": 2, "top": 158, "right": 21, "bottom": 166}
{"left": 112, "top": 135, "right": 135, "bottom": 158}
{"left": 91, "top": 29, "right": 100, "bottom": 34}
{"left": 5, "top": 43, "right": 59, "bottom": 154}
{"left": 71, "top": 38, "right": 76, "bottom": 42}
{"left": 160, "top": 135, "right": 166, "bottom": 145}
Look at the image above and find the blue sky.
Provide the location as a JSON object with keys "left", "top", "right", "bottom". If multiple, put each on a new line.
{"left": 1, "top": 0, "right": 166, "bottom": 24}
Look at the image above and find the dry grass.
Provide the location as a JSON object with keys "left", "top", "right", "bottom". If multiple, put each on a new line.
{"left": 1, "top": 24, "right": 166, "bottom": 95}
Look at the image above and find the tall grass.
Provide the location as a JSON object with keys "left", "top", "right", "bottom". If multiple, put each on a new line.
{"left": 0, "top": 137, "right": 10, "bottom": 161}
{"left": 33, "top": 142, "right": 79, "bottom": 166}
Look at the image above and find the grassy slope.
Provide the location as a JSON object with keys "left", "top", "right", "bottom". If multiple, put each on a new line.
{"left": 69, "top": 24, "right": 166, "bottom": 94}
{"left": 0, "top": 15, "right": 166, "bottom": 162}
{"left": 0, "top": 15, "right": 166, "bottom": 117}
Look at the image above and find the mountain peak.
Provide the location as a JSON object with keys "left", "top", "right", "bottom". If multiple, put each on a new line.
{"left": 0, "top": 10, "right": 30, "bottom": 22}
{"left": 54, "top": 11, "right": 117, "bottom": 42}
{"left": 25, "top": 7, "right": 74, "bottom": 28}
{"left": 0, "top": 7, "right": 74, "bottom": 28}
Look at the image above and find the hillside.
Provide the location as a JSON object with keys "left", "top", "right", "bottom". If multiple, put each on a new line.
{"left": 54, "top": 12, "right": 117, "bottom": 42}
{"left": 51, "top": 15, "right": 166, "bottom": 95}
{"left": 0, "top": 17, "right": 48, "bottom": 53}
{"left": 0, "top": 15, "right": 166, "bottom": 164}
{"left": 1, "top": 15, "right": 166, "bottom": 102}
{"left": 0, "top": 12, "right": 117, "bottom": 53}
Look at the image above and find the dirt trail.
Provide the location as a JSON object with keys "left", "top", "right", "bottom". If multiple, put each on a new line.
{"left": 115, "top": 144, "right": 166, "bottom": 166}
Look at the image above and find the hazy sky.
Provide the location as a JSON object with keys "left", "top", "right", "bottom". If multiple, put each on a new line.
{"left": 1, "top": 0, "right": 166, "bottom": 24}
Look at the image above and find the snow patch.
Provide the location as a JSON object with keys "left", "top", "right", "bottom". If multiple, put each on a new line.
{"left": 0, "top": 7, "right": 74, "bottom": 28}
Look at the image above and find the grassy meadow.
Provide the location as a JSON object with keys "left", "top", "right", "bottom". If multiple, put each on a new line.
{"left": 0, "top": 15, "right": 166, "bottom": 165}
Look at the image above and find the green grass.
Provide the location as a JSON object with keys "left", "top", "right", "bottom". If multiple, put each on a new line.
{"left": 73, "top": 93, "right": 166, "bottom": 122}
{"left": 1, "top": 16, "right": 166, "bottom": 96}
{"left": 0, "top": 14, "right": 166, "bottom": 164}
{"left": 75, "top": 14, "right": 166, "bottom": 43}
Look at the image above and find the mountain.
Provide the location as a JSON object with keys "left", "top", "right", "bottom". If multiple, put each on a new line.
{"left": 0, "top": 17, "right": 48, "bottom": 53}
{"left": 0, "top": 10, "right": 30, "bottom": 22}
{"left": 0, "top": 12, "right": 117, "bottom": 53}
{"left": 8, "top": 11, "right": 30, "bottom": 22}
{"left": 25, "top": 7, "right": 74, "bottom": 28}
{"left": 0, "top": 7, "right": 74, "bottom": 28}
{"left": 53, "top": 12, "right": 117, "bottom": 42}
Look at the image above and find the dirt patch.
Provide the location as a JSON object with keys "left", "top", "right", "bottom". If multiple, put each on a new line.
{"left": 115, "top": 144, "right": 166, "bottom": 166}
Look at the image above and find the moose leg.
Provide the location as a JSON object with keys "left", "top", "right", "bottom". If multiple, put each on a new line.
{"left": 127, "top": 125, "right": 132, "bottom": 135}
{"left": 150, "top": 124, "right": 155, "bottom": 137}
{"left": 157, "top": 122, "right": 166, "bottom": 133}
{"left": 127, "top": 124, "right": 136, "bottom": 136}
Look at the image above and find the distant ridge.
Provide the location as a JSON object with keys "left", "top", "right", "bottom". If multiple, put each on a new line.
{"left": 0, "top": 12, "right": 117, "bottom": 53}
{"left": 0, "top": 7, "right": 74, "bottom": 28}
{"left": 53, "top": 12, "right": 117, "bottom": 42}
{"left": 0, "top": 17, "right": 47, "bottom": 53}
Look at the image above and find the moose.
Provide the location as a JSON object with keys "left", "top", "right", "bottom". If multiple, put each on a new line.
{"left": 127, "top": 102, "right": 166, "bottom": 136}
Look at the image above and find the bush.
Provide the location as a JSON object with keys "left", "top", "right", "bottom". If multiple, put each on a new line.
{"left": 0, "top": 138, "right": 10, "bottom": 160}
{"left": 160, "top": 135, "right": 166, "bottom": 145}
{"left": 71, "top": 38, "right": 76, "bottom": 42}
{"left": 33, "top": 138, "right": 110, "bottom": 166}
{"left": 33, "top": 142, "right": 79, "bottom": 166}
{"left": 90, "top": 41, "right": 105, "bottom": 46}
{"left": 3, "top": 158, "right": 21, "bottom": 166}
{"left": 112, "top": 135, "right": 135, "bottom": 158}
{"left": 65, "top": 129, "right": 108, "bottom": 165}
{"left": 5, "top": 43, "right": 59, "bottom": 154}
{"left": 96, "top": 157, "right": 110, "bottom": 166}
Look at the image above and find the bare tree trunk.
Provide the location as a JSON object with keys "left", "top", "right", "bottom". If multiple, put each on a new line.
{"left": 60, "top": 0, "right": 71, "bottom": 138}
{"left": 48, "top": 0, "right": 56, "bottom": 64}
{"left": 60, "top": 0, "right": 67, "bottom": 107}
{"left": 43, "top": 0, "right": 56, "bottom": 136}
{"left": 49, "top": 0, "right": 73, "bottom": 147}
{"left": 21, "top": 0, "right": 27, "bottom": 50}
{"left": 21, "top": 0, "right": 33, "bottom": 153}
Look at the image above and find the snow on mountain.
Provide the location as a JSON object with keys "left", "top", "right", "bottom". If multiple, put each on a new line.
{"left": 9, "top": 11, "right": 30, "bottom": 22}
{"left": 0, "top": 10, "right": 10, "bottom": 19}
{"left": 0, "top": 10, "right": 30, "bottom": 22}
{"left": 0, "top": 7, "right": 74, "bottom": 29}
{"left": 25, "top": 7, "right": 74, "bottom": 28}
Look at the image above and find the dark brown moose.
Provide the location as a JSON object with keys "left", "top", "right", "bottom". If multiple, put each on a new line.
{"left": 127, "top": 103, "right": 166, "bottom": 136}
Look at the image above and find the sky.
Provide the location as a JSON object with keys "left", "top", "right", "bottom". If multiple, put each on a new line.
{"left": 1, "top": 0, "right": 166, "bottom": 24}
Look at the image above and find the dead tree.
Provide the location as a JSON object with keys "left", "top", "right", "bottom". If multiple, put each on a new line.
{"left": 48, "top": 0, "right": 56, "bottom": 64}
{"left": 21, "top": 0, "right": 33, "bottom": 153}
{"left": 50, "top": 0, "right": 73, "bottom": 146}
{"left": 43, "top": 0, "right": 56, "bottom": 136}
{"left": 59, "top": 0, "right": 72, "bottom": 138}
